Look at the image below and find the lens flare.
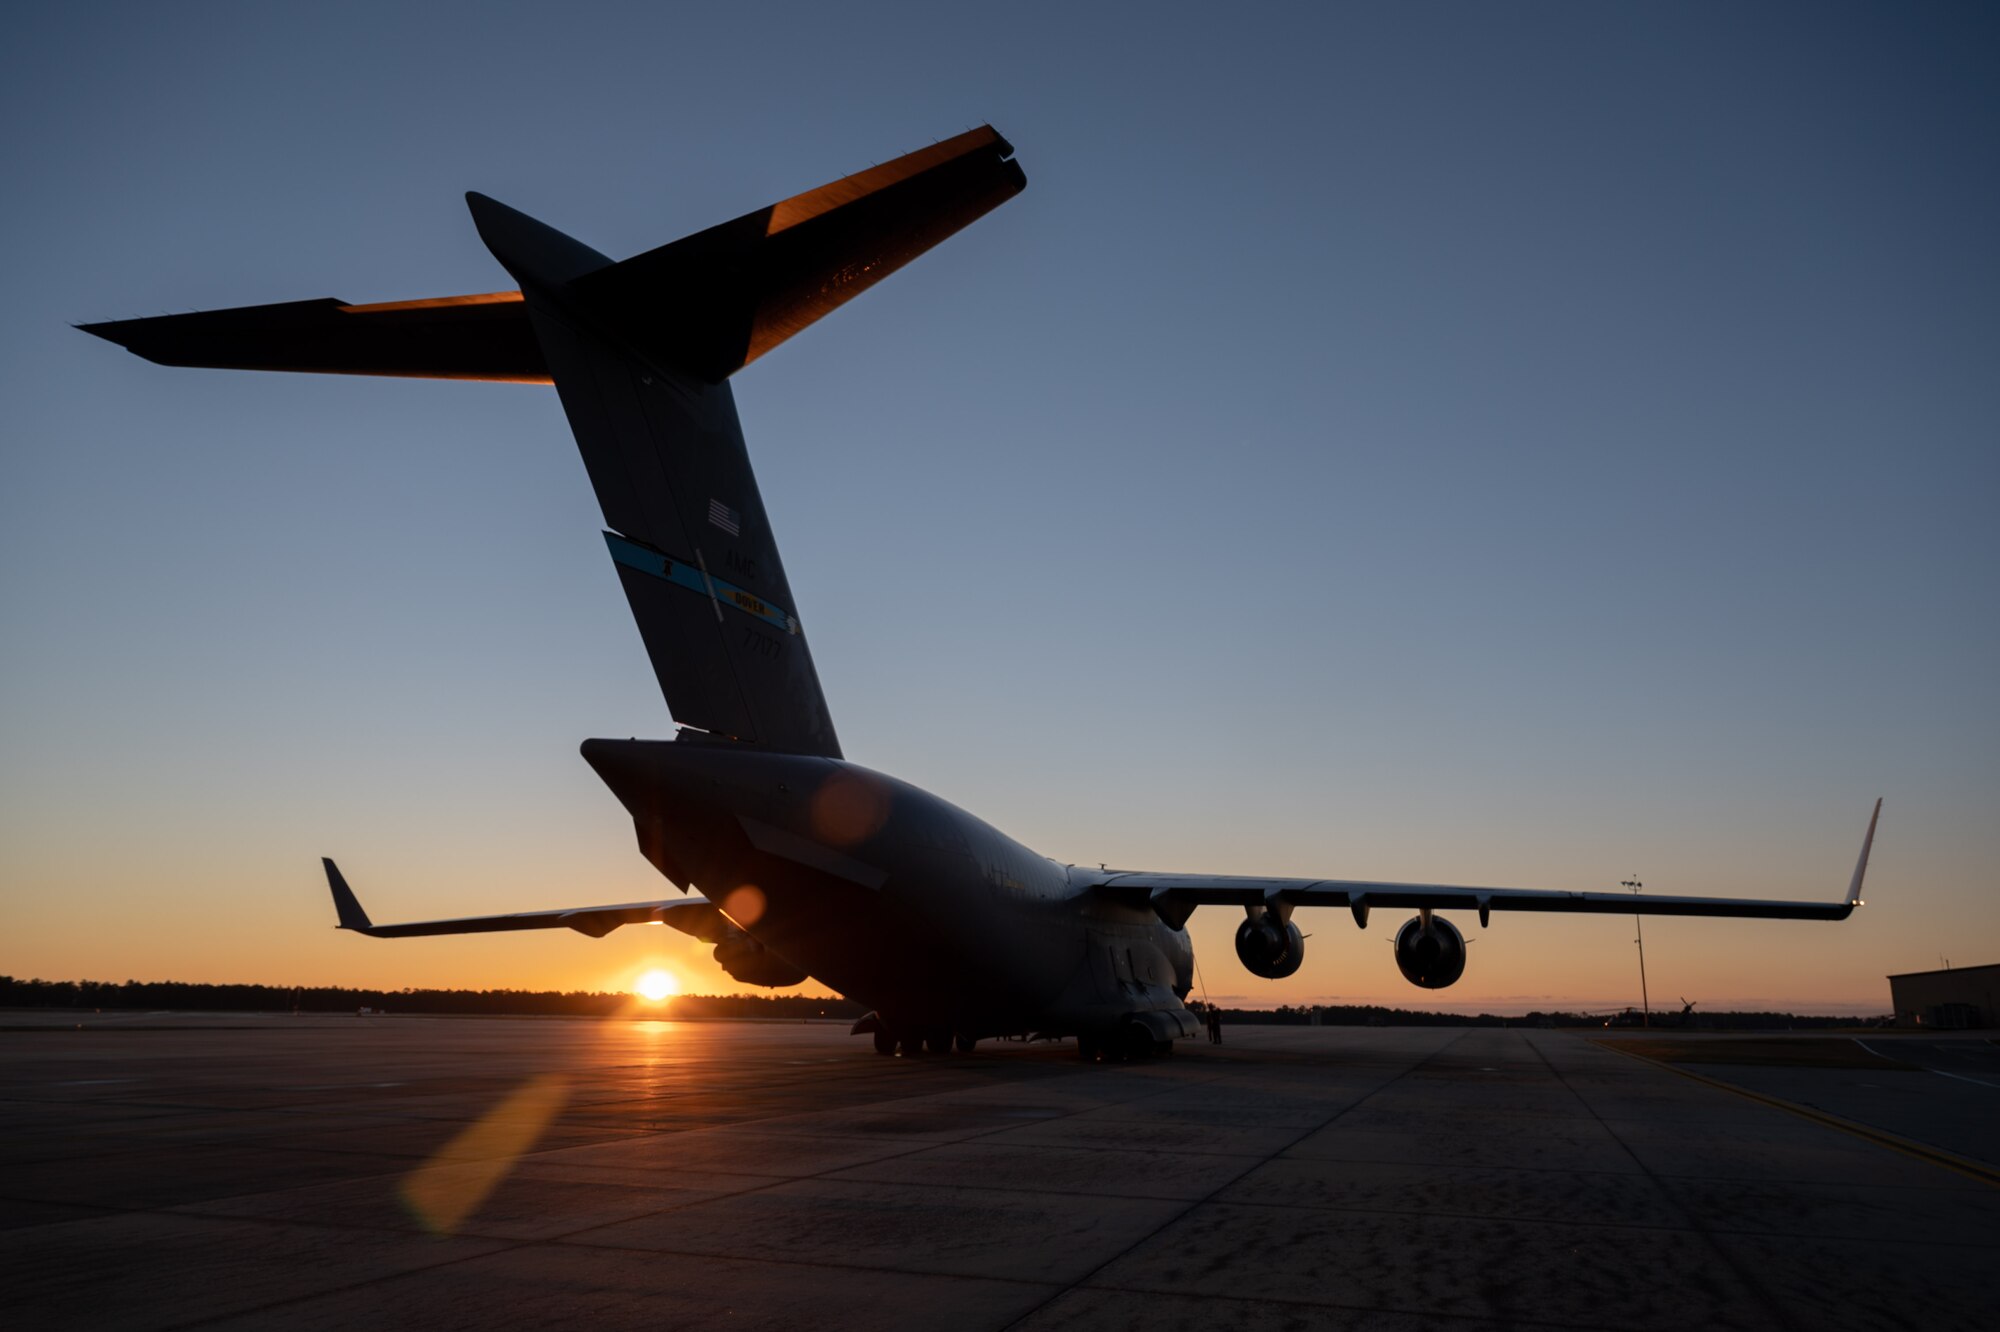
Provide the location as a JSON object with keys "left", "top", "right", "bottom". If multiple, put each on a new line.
{"left": 722, "top": 884, "right": 767, "bottom": 927}
{"left": 635, "top": 968, "right": 678, "bottom": 1002}
{"left": 400, "top": 1073, "right": 570, "bottom": 1235}
{"left": 809, "top": 768, "right": 892, "bottom": 846}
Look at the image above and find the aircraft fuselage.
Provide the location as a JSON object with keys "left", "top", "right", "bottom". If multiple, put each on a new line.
{"left": 582, "top": 738, "right": 1195, "bottom": 1041}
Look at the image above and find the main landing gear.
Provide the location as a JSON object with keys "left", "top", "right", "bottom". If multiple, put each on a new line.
{"left": 865, "top": 1019, "right": 976, "bottom": 1057}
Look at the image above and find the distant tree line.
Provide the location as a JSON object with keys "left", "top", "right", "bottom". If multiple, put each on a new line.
{"left": 1, "top": 977, "right": 1879, "bottom": 1028}
{"left": 1182, "top": 1000, "right": 1885, "bottom": 1030}
{"left": 0, "top": 976, "right": 864, "bottom": 1020}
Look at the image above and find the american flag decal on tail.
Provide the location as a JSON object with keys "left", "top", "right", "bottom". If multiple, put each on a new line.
{"left": 707, "top": 498, "right": 741, "bottom": 536}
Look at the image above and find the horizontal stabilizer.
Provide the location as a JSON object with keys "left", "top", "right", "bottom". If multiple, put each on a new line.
{"left": 78, "top": 291, "right": 549, "bottom": 382}
{"left": 572, "top": 125, "right": 1025, "bottom": 381}
{"left": 85, "top": 128, "right": 1027, "bottom": 756}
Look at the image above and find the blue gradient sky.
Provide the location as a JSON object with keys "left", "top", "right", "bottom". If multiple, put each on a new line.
{"left": 4, "top": 3, "right": 1995, "bottom": 1012}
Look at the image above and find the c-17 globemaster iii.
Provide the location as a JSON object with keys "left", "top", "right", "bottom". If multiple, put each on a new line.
{"left": 84, "top": 127, "right": 1878, "bottom": 1059}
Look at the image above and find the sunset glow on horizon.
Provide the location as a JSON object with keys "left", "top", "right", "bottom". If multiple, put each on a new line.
{"left": 634, "top": 968, "right": 680, "bottom": 1003}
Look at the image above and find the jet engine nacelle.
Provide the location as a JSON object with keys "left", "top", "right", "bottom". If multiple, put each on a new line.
{"left": 713, "top": 934, "right": 810, "bottom": 988}
{"left": 1393, "top": 914, "right": 1467, "bottom": 989}
{"left": 1235, "top": 915, "right": 1305, "bottom": 979}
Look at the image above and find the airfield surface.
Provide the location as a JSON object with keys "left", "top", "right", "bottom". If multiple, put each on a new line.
{"left": 2, "top": 1015, "right": 1995, "bottom": 1331}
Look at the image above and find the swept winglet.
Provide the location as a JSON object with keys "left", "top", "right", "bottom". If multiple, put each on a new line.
{"left": 1847, "top": 798, "right": 1882, "bottom": 908}
{"left": 323, "top": 857, "right": 373, "bottom": 931}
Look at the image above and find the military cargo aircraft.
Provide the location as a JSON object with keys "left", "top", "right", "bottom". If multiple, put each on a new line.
{"left": 84, "top": 128, "right": 1877, "bottom": 1058}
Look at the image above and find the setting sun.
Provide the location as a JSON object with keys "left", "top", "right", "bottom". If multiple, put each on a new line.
{"left": 634, "top": 969, "right": 679, "bottom": 1002}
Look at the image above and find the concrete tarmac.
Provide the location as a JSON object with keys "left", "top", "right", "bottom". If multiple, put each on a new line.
{"left": 3, "top": 1016, "right": 1996, "bottom": 1331}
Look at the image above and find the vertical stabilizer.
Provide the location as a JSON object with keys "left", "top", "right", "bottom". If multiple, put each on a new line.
{"left": 458, "top": 131, "right": 1024, "bottom": 756}
{"left": 465, "top": 197, "right": 842, "bottom": 754}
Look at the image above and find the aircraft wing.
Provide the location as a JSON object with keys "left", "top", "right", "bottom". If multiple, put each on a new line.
{"left": 322, "top": 857, "right": 730, "bottom": 940}
{"left": 1085, "top": 799, "right": 1880, "bottom": 929}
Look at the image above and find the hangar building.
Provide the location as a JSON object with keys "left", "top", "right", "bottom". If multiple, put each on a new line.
{"left": 1887, "top": 961, "right": 1998, "bottom": 1029}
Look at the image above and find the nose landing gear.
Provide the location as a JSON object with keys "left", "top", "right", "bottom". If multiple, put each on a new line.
{"left": 1076, "top": 1021, "right": 1175, "bottom": 1063}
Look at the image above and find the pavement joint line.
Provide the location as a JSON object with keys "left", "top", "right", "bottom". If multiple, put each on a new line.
{"left": 532, "top": 1064, "right": 1256, "bottom": 1248}
{"left": 154, "top": 1049, "right": 1242, "bottom": 1329}
{"left": 996, "top": 1027, "right": 1473, "bottom": 1332}
{"left": 1074, "top": 1278, "right": 1647, "bottom": 1331}
{"left": 32, "top": 1138, "right": 1978, "bottom": 1228}
{"left": 822, "top": 1137, "right": 1275, "bottom": 1162}
{"left": 1269, "top": 1156, "right": 1986, "bottom": 1190}
{"left": 26, "top": 1026, "right": 1995, "bottom": 1330}
{"left": 123, "top": 1180, "right": 2000, "bottom": 1271}
{"left": 801, "top": 1176, "right": 1247, "bottom": 1205}
{"left": 523, "top": 1233, "right": 1081, "bottom": 1290}
{"left": 538, "top": 1062, "right": 1246, "bottom": 1249}
{"left": 147, "top": 1224, "right": 525, "bottom": 1332}
{"left": 1598, "top": 1042, "right": 2000, "bottom": 1190}
{"left": 28, "top": 1075, "right": 1254, "bottom": 1224}
{"left": 1176, "top": 1193, "right": 2000, "bottom": 1247}
{"left": 152, "top": 1157, "right": 1063, "bottom": 1329}
{"left": 1524, "top": 1032, "right": 1805, "bottom": 1332}
{"left": 895, "top": 1139, "right": 1275, "bottom": 1162}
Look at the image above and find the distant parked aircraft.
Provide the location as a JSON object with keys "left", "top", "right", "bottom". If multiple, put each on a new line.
{"left": 84, "top": 128, "right": 1877, "bottom": 1059}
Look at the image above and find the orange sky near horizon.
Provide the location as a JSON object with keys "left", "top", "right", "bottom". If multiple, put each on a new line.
{"left": 5, "top": 7, "right": 1996, "bottom": 1024}
{"left": 3, "top": 790, "right": 1955, "bottom": 1017}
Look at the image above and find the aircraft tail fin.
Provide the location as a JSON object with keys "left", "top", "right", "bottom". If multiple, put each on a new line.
{"left": 83, "top": 129, "right": 1025, "bottom": 758}
{"left": 77, "top": 127, "right": 1020, "bottom": 387}
{"left": 455, "top": 128, "right": 1023, "bottom": 754}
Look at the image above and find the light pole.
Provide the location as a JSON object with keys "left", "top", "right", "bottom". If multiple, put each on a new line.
{"left": 1623, "top": 876, "right": 1649, "bottom": 1028}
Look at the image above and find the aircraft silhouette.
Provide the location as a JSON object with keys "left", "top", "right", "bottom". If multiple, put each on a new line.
{"left": 83, "top": 128, "right": 1879, "bottom": 1058}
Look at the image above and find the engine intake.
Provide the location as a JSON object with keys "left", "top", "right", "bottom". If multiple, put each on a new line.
{"left": 1393, "top": 914, "right": 1466, "bottom": 989}
{"left": 1235, "top": 914, "right": 1304, "bottom": 979}
{"left": 713, "top": 934, "right": 809, "bottom": 988}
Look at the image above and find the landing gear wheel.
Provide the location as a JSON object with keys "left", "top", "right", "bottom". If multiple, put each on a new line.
{"left": 898, "top": 1036, "right": 924, "bottom": 1057}
{"left": 953, "top": 1035, "right": 976, "bottom": 1054}
{"left": 924, "top": 1033, "right": 949, "bottom": 1056}
{"left": 873, "top": 1029, "right": 896, "bottom": 1056}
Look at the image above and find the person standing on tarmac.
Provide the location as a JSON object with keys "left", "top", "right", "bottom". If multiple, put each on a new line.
{"left": 1207, "top": 1007, "right": 1223, "bottom": 1044}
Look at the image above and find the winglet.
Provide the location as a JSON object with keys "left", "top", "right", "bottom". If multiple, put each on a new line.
{"left": 323, "top": 857, "right": 372, "bottom": 931}
{"left": 1846, "top": 799, "right": 1882, "bottom": 908}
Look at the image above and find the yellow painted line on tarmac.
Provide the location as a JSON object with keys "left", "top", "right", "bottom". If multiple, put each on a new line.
{"left": 1594, "top": 1041, "right": 2000, "bottom": 1190}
